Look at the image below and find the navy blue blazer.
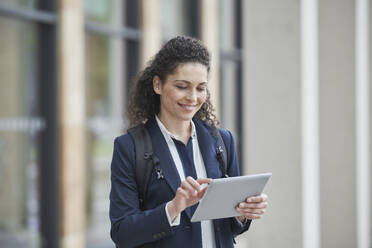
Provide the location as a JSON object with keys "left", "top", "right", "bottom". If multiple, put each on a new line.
{"left": 109, "top": 117, "right": 251, "bottom": 248}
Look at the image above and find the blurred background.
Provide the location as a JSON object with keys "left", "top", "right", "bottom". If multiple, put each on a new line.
{"left": 0, "top": 0, "right": 371, "bottom": 247}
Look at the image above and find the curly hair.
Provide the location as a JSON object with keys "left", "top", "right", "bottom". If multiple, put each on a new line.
{"left": 127, "top": 36, "right": 219, "bottom": 129}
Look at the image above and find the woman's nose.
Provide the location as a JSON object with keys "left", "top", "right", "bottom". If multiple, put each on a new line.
{"left": 186, "top": 89, "right": 197, "bottom": 101}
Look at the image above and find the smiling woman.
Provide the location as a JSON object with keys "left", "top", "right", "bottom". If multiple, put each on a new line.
{"left": 153, "top": 63, "right": 208, "bottom": 142}
{"left": 109, "top": 36, "right": 268, "bottom": 248}
{"left": 127, "top": 36, "right": 218, "bottom": 131}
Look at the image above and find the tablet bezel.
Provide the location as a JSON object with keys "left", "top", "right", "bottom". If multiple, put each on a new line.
{"left": 190, "top": 173, "right": 272, "bottom": 222}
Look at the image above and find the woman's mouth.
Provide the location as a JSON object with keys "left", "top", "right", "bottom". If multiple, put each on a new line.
{"left": 178, "top": 103, "right": 197, "bottom": 111}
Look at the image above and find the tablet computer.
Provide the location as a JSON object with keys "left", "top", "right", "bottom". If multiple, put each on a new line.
{"left": 191, "top": 173, "right": 272, "bottom": 222}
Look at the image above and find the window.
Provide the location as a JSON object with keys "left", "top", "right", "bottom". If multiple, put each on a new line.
{"left": 160, "top": 0, "right": 199, "bottom": 40}
{"left": 83, "top": 0, "right": 140, "bottom": 246}
{"left": 0, "top": 0, "right": 141, "bottom": 246}
{"left": 219, "top": 0, "right": 243, "bottom": 166}
{"left": 0, "top": 2, "right": 57, "bottom": 246}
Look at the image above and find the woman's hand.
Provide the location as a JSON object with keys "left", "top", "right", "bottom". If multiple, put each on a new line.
{"left": 235, "top": 193, "right": 268, "bottom": 222}
{"left": 167, "top": 177, "right": 212, "bottom": 221}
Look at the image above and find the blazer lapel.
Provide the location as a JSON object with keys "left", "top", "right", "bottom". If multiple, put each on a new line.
{"left": 146, "top": 118, "right": 181, "bottom": 195}
{"left": 194, "top": 119, "right": 222, "bottom": 179}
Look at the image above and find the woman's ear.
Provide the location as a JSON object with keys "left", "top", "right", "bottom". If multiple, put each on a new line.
{"left": 153, "top": 76, "right": 162, "bottom": 95}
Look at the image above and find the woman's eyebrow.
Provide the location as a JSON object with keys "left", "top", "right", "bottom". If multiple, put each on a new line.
{"left": 173, "top": 79, "right": 207, "bottom": 85}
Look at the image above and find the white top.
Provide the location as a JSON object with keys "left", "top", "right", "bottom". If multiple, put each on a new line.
{"left": 156, "top": 116, "right": 216, "bottom": 248}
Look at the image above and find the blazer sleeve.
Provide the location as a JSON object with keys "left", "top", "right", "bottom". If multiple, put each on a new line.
{"left": 218, "top": 129, "right": 252, "bottom": 236}
{"left": 109, "top": 135, "right": 174, "bottom": 247}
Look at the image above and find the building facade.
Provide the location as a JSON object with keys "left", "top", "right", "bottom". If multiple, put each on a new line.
{"left": 0, "top": 0, "right": 371, "bottom": 247}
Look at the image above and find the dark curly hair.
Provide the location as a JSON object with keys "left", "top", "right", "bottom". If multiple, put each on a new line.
{"left": 127, "top": 36, "right": 219, "bottom": 129}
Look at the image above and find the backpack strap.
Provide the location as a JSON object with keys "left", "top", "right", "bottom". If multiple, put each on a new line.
{"left": 128, "top": 124, "right": 159, "bottom": 209}
{"left": 215, "top": 130, "right": 229, "bottom": 178}
{"left": 128, "top": 123, "right": 229, "bottom": 209}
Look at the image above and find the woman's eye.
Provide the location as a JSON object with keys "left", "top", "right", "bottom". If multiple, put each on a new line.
{"left": 197, "top": 87, "right": 206, "bottom": 92}
{"left": 176, "top": 85, "right": 187, "bottom": 89}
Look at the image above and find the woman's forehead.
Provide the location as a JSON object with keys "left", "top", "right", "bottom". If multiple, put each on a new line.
{"left": 171, "top": 63, "right": 208, "bottom": 80}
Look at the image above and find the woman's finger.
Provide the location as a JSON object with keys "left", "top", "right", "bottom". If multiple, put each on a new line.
{"left": 246, "top": 193, "right": 268, "bottom": 203}
{"left": 261, "top": 193, "right": 268, "bottom": 201}
{"left": 243, "top": 213, "right": 262, "bottom": 220}
{"left": 236, "top": 208, "right": 263, "bottom": 220}
{"left": 196, "top": 178, "right": 212, "bottom": 185}
{"left": 186, "top": 176, "right": 202, "bottom": 192}
{"left": 176, "top": 187, "right": 189, "bottom": 199}
{"left": 238, "top": 202, "right": 268, "bottom": 209}
{"left": 237, "top": 208, "right": 265, "bottom": 215}
{"left": 196, "top": 184, "right": 209, "bottom": 198}
{"left": 180, "top": 180, "right": 197, "bottom": 196}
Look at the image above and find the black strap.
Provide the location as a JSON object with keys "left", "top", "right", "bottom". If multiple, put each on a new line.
{"left": 216, "top": 130, "right": 229, "bottom": 178}
{"left": 128, "top": 124, "right": 159, "bottom": 209}
{"left": 128, "top": 124, "right": 229, "bottom": 209}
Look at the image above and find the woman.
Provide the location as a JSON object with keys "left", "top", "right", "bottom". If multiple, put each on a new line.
{"left": 110, "top": 36, "right": 268, "bottom": 248}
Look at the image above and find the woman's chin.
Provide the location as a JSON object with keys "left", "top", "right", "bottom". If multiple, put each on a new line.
{"left": 176, "top": 113, "right": 195, "bottom": 122}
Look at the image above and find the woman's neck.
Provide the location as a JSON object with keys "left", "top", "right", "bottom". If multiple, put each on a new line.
{"left": 157, "top": 113, "right": 191, "bottom": 144}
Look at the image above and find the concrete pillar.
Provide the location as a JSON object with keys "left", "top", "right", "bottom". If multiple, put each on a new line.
{"left": 200, "top": 0, "right": 220, "bottom": 117}
{"left": 58, "top": 0, "right": 86, "bottom": 247}
{"left": 370, "top": 0, "right": 372, "bottom": 243}
{"left": 239, "top": 0, "right": 302, "bottom": 247}
{"left": 140, "top": 0, "right": 162, "bottom": 68}
{"left": 318, "top": 0, "right": 357, "bottom": 247}
{"left": 0, "top": 18, "right": 23, "bottom": 232}
{"left": 111, "top": 0, "right": 125, "bottom": 131}
{"left": 355, "top": 0, "right": 371, "bottom": 247}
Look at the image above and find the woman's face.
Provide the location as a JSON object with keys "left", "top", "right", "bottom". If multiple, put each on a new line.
{"left": 153, "top": 62, "right": 208, "bottom": 123}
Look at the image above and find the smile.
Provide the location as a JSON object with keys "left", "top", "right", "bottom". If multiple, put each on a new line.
{"left": 178, "top": 103, "right": 197, "bottom": 111}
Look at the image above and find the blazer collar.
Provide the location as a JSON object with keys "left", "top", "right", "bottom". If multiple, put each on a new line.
{"left": 155, "top": 115, "right": 198, "bottom": 144}
{"left": 193, "top": 118, "right": 222, "bottom": 179}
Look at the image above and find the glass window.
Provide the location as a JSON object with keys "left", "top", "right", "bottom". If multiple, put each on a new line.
{"left": 0, "top": 0, "right": 140, "bottom": 247}
{"left": 84, "top": 2, "right": 135, "bottom": 247}
{"left": 220, "top": 61, "right": 239, "bottom": 137}
{"left": 0, "top": 0, "right": 37, "bottom": 9}
{"left": 85, "top": 31, "right": 126, "bottom": 248}
{"left": 218, "top": 0, "right": 243, "bottom": 163}
{"left": 84, "top": 0, "right": 114, "bottom": 24}
{"left": 219, "top": 0, "right": 237, "bottom": 50}
{"left": 218, "top": 0, "right": 240, "bottom": 132}
{"left": 160, "top": 0, "right": 192, "bottom": 40}
{"left": 0, "top": 17, "right": 41, "bottom": 247}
